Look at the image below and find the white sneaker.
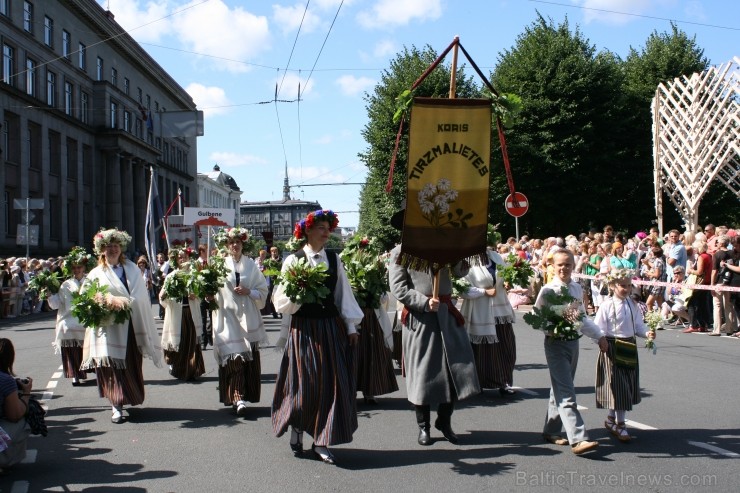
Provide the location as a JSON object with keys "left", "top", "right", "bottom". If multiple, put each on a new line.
{"left": 236, "top": 401, "right": 247, "bottom": 416}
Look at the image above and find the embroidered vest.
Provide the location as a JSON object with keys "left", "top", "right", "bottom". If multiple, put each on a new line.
{"left": 294, "top": 250, "right": 339, "bottom": 319}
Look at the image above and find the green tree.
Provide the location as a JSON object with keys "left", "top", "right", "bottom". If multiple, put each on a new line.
{"left": 491, "top": 14, "right": 628, "bottom": 236}
{"left": 357, "top": 45, "right": 480, "bottom": 251}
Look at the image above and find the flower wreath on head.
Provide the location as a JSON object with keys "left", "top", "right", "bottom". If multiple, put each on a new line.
{"left": 606, "top": 268, "right": 636, "bottom": 285}
{"left": 62, "top": 246, "right": 95, "bottom": 277}
{"left": 93, "top": 228, "right": 132, "bottom": 256}
{"left": 214, "top": 226, "right": 251, "bottom": 254}
{"left": 168, "top": 246, "right": 198, "bottom": 269}
{"left": 293, "top": 209, "right": 339, "bottom": 240}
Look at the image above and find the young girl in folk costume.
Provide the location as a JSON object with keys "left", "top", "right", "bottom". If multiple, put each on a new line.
{"left": 160, "top": 247, "right": 205, "bottom": 382}
{"left": 272, "top": 210, "right": 362, "bottom": 465}
{"left": 212, "top": 227, "right": 268, "bottom": 417}
{"left": 81, "top": 229, "right": 163, "bottom": 424}
{"left": 47, "top": 247, "right": 95, "bottom": 386}
{"left": 593, "top": 268, "right": 656, "bottom": 443}
{"left": 460, "top": 247, "right": 517, "bottom": 396}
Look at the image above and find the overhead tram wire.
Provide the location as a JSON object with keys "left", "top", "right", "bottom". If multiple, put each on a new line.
{"left": 302, "top": 0, "right": 345, "bottom": 93}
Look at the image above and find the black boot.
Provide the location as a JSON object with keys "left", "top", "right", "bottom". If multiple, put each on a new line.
{"left": 415, "top": 405, "right": 432, "bottom": 446}
{"left": 435, "top": 402, "right": 459, "bottom": 444}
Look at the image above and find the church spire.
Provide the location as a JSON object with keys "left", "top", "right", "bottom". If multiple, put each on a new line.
{"left": 282, "top": 161, "right": 291, "bottom": 201}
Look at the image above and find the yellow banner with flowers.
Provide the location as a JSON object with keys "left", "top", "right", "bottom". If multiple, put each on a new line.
{"left": 399, "top": 97, "right": 491, "bottom": 270}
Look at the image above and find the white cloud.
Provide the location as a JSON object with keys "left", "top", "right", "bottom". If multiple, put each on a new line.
{"left": 99, "top": 0, "right": 173, "bottom": 43}
{"left": 272, "top": 3, "right": 323, "bottom": 34}
{"left": 314, "top": 134, "right": 334, "bottom": 145}
{"left": 335, "top": 75, "right": 376, "bottom": 96}
{"left": 209, "top": 151, "right": 268, "bottom": 168}
{"left": 171, "top": 0, "right": 270, "bottom": 73}
{"left": 357, "top": 0, "right": 443, "bottom": 29}
{"left": 373, "top": 39, "right": 396, "bottom": 58}
{"left": 185, "top": 83, "right": 231, "bottom": 117}
{"left": 276, "top": 72, "right": 315, "bottom": 100}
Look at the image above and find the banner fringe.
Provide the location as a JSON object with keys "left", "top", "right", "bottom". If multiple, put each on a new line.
{"left": 395, "top": 251, "right": 488, "bottom": 273}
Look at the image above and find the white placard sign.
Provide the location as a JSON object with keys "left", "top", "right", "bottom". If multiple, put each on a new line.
{"left": 183, "top": 207, "right": 235, "bottom": 226}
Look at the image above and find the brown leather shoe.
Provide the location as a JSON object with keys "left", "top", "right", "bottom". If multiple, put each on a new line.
{"left": 571, "top": 440, "right": 599, "bottom": 455}
{"left": 543, "top": 434, "right": 569, "bottom": 446}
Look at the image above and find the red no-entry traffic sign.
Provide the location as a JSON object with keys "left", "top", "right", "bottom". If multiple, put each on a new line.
{"left": 505, "top": 192, "right": 529, "bottom": 217}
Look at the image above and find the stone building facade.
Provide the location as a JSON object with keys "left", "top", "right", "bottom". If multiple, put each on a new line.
{"left": 0, "top": 0, "right": 199, "bottom": 257}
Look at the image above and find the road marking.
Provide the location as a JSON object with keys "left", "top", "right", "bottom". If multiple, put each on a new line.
{"left": 10, "top": 481, "right": 29, "bottom": 493}
{"left": 47, "top": 380, "right": 58, "bottom": 389}
{"left": 688, "top": 440, "right": 740, "bottom": 458}
{"left": 577, "top": 405, "right": 588, "bottom": 410}
{"left": 20, "top": 449, "right": 37, "bottom": 464}
{"left": 41, "top": 391, "right": 53, "bottom": 401}
{"left": 625, "top": 419, "right": 657, "bottom": 430}
{"left": 51, "top": 371, "right": 62, "bottom": 379}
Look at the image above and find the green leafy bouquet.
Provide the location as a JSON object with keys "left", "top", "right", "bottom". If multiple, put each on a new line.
{"left": 340, "top": 237, "right": 389, "bottom": 309}
{"left": 279, "top": 257, "right": 330, "bottom": 305}
{"left": 523, "top": 285, "right": 584, "bottom": 341}
{"left": 161, "top": 270, "right": 190, "bottom": 301}
{"left": 262, "top": 258, "right": 282, "bottom": 278}
{"left": 187, "top": 254, "right": 230, "bottom": 311}
{"left": 27, "top": 271, "right": 62, "bottom": 300}
{"left": 643, "top": 311, "right": 661, "bottom": 354}
{"left": 498, "top": 253, "right": 535, "bottom": 288}
{"left": 450, "top": 275, "right": 471, "bottom": 299}
{"left": 72, "top": 278, "right": 132, "bottom": 328}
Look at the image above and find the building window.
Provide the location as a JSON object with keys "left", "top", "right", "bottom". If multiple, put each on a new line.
{"left": 3, "top": 191, "right": 8, "bottom": 235}
{"left": 96, "top": 57, "right": 103, "bottom": 81}
{"left": 135, "top": 119, "right": 142, "bottom": 138}
{"left": 78, "top": 42, "right": 85, "bottom": 69}
{"left": 80, "top": 91, "right": 88, "bottom": 123}
{"left": 110, "top": 101, "right": 117, "bottom": 129}
{"left": 123, "top": 77, "right": 129, "bottom": 95}
{"left": 110, "top": 67, "right": 117, "bottom": 86}
{"left": 123, "top": 110, "right": 130, "bottom": 132}
{"left": 44, "top": 16, "right": 53, "bottom": 47}
{"left": 23, "top": 2, "right": 33, "bottom": 34}
{"left": 62, "top": 30, "right": 71, "bottom": 59}
{"left": 49, "top": 130, "right": 61, "bottom": 175}
{"left": 2, "top": 44, "right": 14, "bottom": 86}
{"left": 66, "top": 137, "right": 77, "bottom": 180}
{"left": 0, "top": 0, "right": 8, "bottom": 17}
{"left": 64, "top": 81, "right": 72, "bottom": 115}
{"left": 46, "top": 70, "right": 55, "bottom": 107}
{"left": 145, "top": 94, "right": 151, "bottom": 109}
{"left": 26, "top": 58, "right": 36, "bottom": 96}
{"left": 137, "top": 87, "right": 142, "bottom": 104}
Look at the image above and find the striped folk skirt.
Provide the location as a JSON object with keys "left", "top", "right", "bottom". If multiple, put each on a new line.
{"left": 596, "top": 337, "right": 641, "bottom": 411}
{"left": 271, "top": 315, "right": 358, "bottom": 447}
{"left": 356, "top": 307, "right": 399, "bottom": 397}
{"left": 218, "top": 349, "right": 262, "bottom": 404}
{"left": 61, "top": 343, "right": 90, "bottom": 380}
{"left": 95, "top": 322, "right": 145, "bottom": 407}
{"left": 471, "top": 322, "right": 516, "bottom": 389}
{"left": 164, "top": 306, "right": 206, "bottom": 381}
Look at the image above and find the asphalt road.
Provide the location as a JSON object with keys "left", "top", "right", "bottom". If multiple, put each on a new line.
{"left": 2, "top": 304, "right": 740, "bottom": 493}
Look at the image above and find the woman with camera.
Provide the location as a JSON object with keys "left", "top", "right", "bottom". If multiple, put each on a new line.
{"left": 0, "top": 338, "right": 32, "bottom": 470}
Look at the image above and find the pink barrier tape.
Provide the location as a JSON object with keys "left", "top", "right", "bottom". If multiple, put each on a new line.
{"left": 572, "top": 273, "right": 740, "bottom": 293}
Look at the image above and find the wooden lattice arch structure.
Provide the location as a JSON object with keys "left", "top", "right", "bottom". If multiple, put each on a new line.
{"left": 652, "top": 57, "right": 740, "bottom": 232}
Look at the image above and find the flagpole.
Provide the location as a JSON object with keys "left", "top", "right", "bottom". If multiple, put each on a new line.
{"left": 431, "top": 36, "right": 460, "bottom": 300}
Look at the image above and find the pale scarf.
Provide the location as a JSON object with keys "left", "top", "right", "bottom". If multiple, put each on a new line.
{"left": 48, "top": 277, "right": 86, "bottom": 352}
{"left": 81, "top": 260, "right": 163, "bottom": 369}
{"left": 159, "top": 268, "right": 203, "bottom": 352}
{"left": 212, "top": 255, "right": 269, "bottom": 366}
{"left": 460, "top": 250, "right": 516, "bottom": 343}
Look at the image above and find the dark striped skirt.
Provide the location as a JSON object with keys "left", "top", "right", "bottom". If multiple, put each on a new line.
{"left": 164, "top": 306, "right": 206, "bottom": 381}
{"left": 471, "top": 322, "right": 516, "bottom": 388}
{"left": 356, "top": 307, "right": 399, "bottom": 397}
{"left": 271, "top": 315, "right": 358, "bottom": 446}
{"left": 596, "top": 337, "right": 641, "bottom": 411}
{"left": 218, "top": 349, "right": 261, "bottom": 404}
{"left": 61, "top": 344, "right": 90, "bottom": 380}
{"left": 95, "top": 322, "right": 145, "bottom": 407}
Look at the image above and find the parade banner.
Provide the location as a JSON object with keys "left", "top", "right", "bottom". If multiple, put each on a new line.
{"left": 399, "top": 97, "right": 491, "bottom": 269}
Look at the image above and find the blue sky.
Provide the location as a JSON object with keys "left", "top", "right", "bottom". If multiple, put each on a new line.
{"left": 98, "top": 0, "right": 738, "bottom": 229}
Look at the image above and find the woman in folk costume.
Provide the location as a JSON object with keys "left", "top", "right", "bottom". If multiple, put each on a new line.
{"left": 272, "top": 210, "right": 362, "bottom": 465}
{"left": 160, "top": 247, "right": 205, "bottom": 382}
{"left": 81, "top": 229, "right": 163, "bottom": 424}
{"left": 593, "top": 268, "right": 655, "bottom": 443}
{"left": 460, "top": 248, "right": 518, "bottom": 396}
{"left": 212, "top": 227, "right": 268, "bottom": 417}
{"left": 47, "top": 247, "right": 94, "bottom": 386}
{"left": 339, "top": 236, "right": 398, "bottom": 405}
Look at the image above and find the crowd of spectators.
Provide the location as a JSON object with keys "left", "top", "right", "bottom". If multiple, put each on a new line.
{"left": 0, "top": 256, "right": 62, "bottom": 319}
